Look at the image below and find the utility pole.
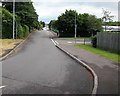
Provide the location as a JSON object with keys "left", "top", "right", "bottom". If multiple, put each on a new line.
{"left": 74, "top": 12, "right": 77, "bottom": 44}
{"left": 13, "top": 0, "right": 15, "bottom": 39}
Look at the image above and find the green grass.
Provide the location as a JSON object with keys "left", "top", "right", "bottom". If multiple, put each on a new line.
{"left": 59, "top": 37, "right": 91, "bottom": 39}
{"left": 74, "top": 44, "right": 120, "bottom": 63}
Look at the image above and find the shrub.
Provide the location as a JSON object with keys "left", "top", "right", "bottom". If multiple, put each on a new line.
{"left": 23, "top": 25, "right": 29, "bottom": 38}
{"left": 91, "top": 35, "right": 97, "bottom": 48}
{"left": 2, "top": 8, "right": 13, "bottom": 39}
{"left": 17, "top": 24, "right": 24, "bottom": 39}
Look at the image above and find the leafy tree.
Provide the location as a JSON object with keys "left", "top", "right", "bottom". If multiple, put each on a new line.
{"left": 40, "top": 21, "right": 45, "bottom": 27}
{"left": 83, "top": 14, "right": 102, "bottom": 36}
{"left": 102, "top": 21, "right": 120, "bottom": 26}
{"left": 49, "top": 20, "right": 57, "bottom": 30}
{"left": 2, "top": 8, "right": 13, "bottom": 38}
{"left": 49, "top": 10, "right": 102, "bottom": 37}
{"left": 2, "top": 1, "right": 40, "bottom": 39}
{"left": 2, "top": 1, "right": 39, "bottom": 30}
{"left": 56, "top": 10, "right": 79, "bottom": 37}
{"left": 39, "top": 23, "right": 43, "bottom": 30}
{"left": 102, "top": 8, "right": 114, "bottom": 31}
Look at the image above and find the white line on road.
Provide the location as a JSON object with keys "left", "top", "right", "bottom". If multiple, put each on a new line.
{"left": 55, "top": 41, "right": 59, "bottom": 45}
{"left": 0, "top": 86, "right": 6, "bottom": 89}
{"left": 67, "top": 41, "right": 72, "bottom": 43}
{"left": 51, "top": 39, "right": 56, "bottom": 45}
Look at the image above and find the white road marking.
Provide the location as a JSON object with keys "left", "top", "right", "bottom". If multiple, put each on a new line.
{"left": 0, "top": 86, "right": 6, "bottom": 89}
{"left": 55, "top": 41, "right": 59, "bottom": 45}
{"left": 67, "top": 41, "right": 72, "bottom": 43}
{"left": 51, "top": 39, "right": 56, "bottom": 45}
{"left": 76, "top": 42, "right": 83, "bottom": 43}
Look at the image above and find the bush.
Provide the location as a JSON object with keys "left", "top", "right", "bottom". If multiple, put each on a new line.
{"left": 17, "top": 24, "right": 24, "bottom": 39}
{"left": 23, "top": 25, "right": 29, "bottom": 38}
{"left": 91, "top": 35, "right": 97, "bottom": 48}
{"left": 2, "top": 23, "right": 12, "bottom": 39}
{"left": 2, "top": 8, "right": 13, "bottom": 39}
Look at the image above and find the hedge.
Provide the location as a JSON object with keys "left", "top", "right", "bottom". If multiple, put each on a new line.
{"left": 17, "top": 24, "right": 24, "bottom": 39}
{"left": 23, "top": 25, "right": 29, "bottom": 38}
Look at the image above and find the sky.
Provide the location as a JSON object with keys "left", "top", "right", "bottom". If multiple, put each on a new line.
{"left": 0, "top": 0, "right": 119, "bottom": 23}
{"left": 32, "top": 0, "right": 119, "bottom": 24}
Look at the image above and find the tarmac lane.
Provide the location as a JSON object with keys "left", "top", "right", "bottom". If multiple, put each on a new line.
{"left": 2, "top": 30, "right": 93, "bottom": 94}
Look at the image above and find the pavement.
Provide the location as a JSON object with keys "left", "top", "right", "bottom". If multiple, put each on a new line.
{"left": 53, "top": 37, "right": 119, "bottom": 94}
{"left": 53, "top": 38, "right": 91, "bottom": 45}
{"left": 2, "top": 30, "right": 93, "bottom": 94}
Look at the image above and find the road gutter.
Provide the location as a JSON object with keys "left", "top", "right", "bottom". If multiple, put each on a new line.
{"left": 0, "top": 33, "right": 32, "bottom": 61}
{"left": 51, "top": 39, "right": 98, "bottom": 95}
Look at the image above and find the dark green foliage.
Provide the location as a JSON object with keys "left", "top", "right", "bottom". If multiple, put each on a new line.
{"left": 91, "top": 35, "right": 97, "bottom": 48}
{"left": 2, "top": 2, "right": 39, "bottom": 29}
{"left": 38, "top": 22, "right": 43, "bottom": 30}
{"left": 2, "top": 1, "right": 40, "bottom": 39}
{"left": 57, "top": 10, "right": 78, "bottom": 37}
{"left": 40, "top": 21, "right": 45, "bottom": 27}
{"left": 23, "top": 25, "right": 29, "bottom": 38}
{"left": 2, "top": 8, "right": 13, "bottom": 39}
{"left": 102, "top": 21, "right": 120, "bottom": 26}
{"left": 49, "top": 20, "right": 58, "bottom": 30}
{"left": 17, "top": 24, "right": 23, "bottom": 39}
{"left": 49, "top": 10, "right": 103, "bottom": 37}
{"left": 80, "top": 13, "right": 102, "bottom": 37}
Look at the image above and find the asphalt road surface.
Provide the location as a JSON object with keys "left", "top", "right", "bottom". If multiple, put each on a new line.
{"left": 2, "top": 30, "right": 93, "bottom": 94}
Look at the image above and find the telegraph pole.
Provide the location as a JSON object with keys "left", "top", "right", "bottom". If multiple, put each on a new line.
{"left": 13, "top": 0, "right": 15, "bottom": 39}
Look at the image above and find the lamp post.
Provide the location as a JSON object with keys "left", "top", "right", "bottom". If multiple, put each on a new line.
{"left": 13, "top": 0, "right": 15, "bottom": 39}
{"left": 74, "top": 12, "right": 77, "bottom": 44}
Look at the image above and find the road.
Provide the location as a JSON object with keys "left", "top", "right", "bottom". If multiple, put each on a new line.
{"left": 2, "top": 30, "right": 93, "bottom": 94}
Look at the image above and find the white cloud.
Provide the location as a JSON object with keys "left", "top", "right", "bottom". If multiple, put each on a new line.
{"left": 33, "top": 1, "right": 118, "bottom": 23}
{"left": 32, "top": 0, "right": 119, "bottom": 2}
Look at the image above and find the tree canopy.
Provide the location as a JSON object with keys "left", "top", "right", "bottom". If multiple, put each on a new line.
{"left": 49, "top": 10, "right": 103, "bottom": 37}
{"left": 2, "top": 1, "right": 42, "bottom": 39}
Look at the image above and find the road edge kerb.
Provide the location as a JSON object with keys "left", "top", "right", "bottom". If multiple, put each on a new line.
{"left": 0, "top": 32, "right": 32, "bottom": 61}
{"left": 51, "top": 39, "right": 98, "bottom": 95}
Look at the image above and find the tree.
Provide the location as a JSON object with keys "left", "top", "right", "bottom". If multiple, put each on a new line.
{"left": 40, "top": 21, "right": 45, "bottom": 27}
{"left": 56, "top": 10, "right": 79, "bottom": 37}
{"left": 2, "top": 1, "right": 40, "bottom": 39}
{"left": 85, "top": 14, "right": 102, "bottom": 36}
{"left": 2, "top": 8, "right": 14, "bottom": 38}
{"left": 49, "top": 20, "right": 57, "bottom": 30}
{"left": 49, "top": 10, "right": 103, "bottom": 37}
{"left": 2, "top": 1, "right": 39, "bottom": 30}
{"left": 102, "top": 8, "right": 114, "bottom": 31}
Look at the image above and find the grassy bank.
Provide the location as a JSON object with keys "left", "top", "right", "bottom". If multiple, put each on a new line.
{"left": 75, "top": 44, "right": 119, "bottom": 63}
{"left": 0, "top": 39, "right": 23, "bottom": 56}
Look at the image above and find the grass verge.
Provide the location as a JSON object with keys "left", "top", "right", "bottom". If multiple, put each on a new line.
{"left": 0, "top": 39, "right": 23, "bottom": 56}
{"left": 74, "top": 44, "right": 119, "bottom": 63}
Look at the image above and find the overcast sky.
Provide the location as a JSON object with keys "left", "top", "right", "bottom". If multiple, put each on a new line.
{"left": 0, "top": 0, "right": 119, "bottom": 23}
{"left": 32, "top": 0, "right": 119, "bottom": 24}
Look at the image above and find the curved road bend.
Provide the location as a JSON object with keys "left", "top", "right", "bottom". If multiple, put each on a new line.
{"left": 2, "top": 30, "right": 93, "bottom": 94}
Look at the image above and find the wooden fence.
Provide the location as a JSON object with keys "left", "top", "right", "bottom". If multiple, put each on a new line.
{"left": 97, "top": 32, "right": 120, "bottom": 54}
